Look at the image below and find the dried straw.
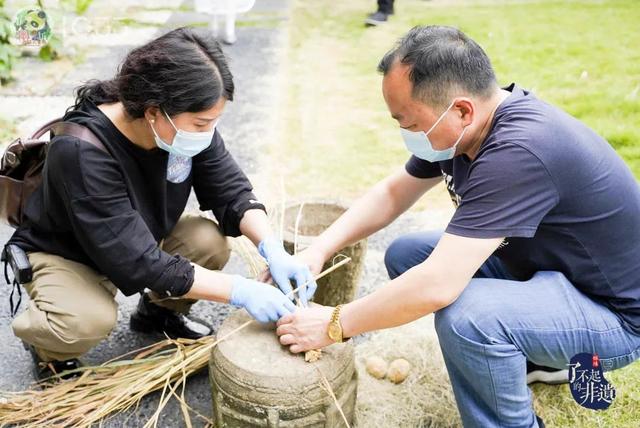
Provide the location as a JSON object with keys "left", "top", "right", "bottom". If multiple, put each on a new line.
{"left": 317, "top": 366, "right": 351, "bottom": 428}
{"left": 0, "top": 257, "right": 351, "bottom": 428}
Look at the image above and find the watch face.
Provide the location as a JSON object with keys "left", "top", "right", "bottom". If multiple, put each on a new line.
{"left": 328, "top": 323, "right": 342, "bottom": 342}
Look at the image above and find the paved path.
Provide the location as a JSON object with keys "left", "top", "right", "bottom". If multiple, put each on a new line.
{"left": 0, "top": 1, "right": 453, "bottom": 425}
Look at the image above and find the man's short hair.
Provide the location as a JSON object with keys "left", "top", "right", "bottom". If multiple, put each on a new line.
{"left": 378, "top": 25, "right": 498, "bottom": 108}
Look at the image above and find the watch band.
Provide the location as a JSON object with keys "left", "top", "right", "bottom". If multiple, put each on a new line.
{"left": 329, "top": 304, "right": 345, "bottom": 342}
{"left": 331, "top": 304, "right": 343, "bottom": 323}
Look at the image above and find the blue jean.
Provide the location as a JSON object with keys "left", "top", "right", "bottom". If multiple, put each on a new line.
{"left": 384, "top": 230, "right": 640, "bottom": 428}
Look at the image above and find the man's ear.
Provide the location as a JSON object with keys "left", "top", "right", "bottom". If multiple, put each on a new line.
{"left": 454, "top": 98, "right": 475, "bottom": 127}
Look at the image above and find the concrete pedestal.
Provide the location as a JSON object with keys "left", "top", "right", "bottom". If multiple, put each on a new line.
{"left": 282, "top": 201, "right": 367, "bottom": 307}
{"left": 210, "top": 310, "right": 357, "bottom": 427}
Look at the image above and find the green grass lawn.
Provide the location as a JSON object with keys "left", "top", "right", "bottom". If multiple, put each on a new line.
{"left": 273, "top": 0, "right": 640, "bottom": 202}
{"left": 274, "top": 0, "right": 640, "bottom": 426}
{"left": 531, "top": 364, "right": 640, "bottom": 427}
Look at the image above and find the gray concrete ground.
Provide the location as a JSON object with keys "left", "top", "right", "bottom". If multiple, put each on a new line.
{"left": 0, "top": 0, "right": 453, "bottom": 426}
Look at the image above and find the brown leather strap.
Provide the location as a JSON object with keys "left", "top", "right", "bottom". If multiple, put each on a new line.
{"left": 30, "top": 117, "right": 64, "bottom": 139}
{"left": 30, "top": 119, "right": 107, "bottom": 153}
{"left": 50, "top": 122, "right": 107, "bottom": 153}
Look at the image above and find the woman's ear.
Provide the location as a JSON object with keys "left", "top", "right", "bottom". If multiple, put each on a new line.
{"left": 144, "top": 106, "right": 160, "bottom": 124}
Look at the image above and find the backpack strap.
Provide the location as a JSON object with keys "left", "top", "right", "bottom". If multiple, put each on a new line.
{"left": 30, "top": 117, "right": 63, "bottom": 139}
{"left": 50, "top": 122, "right": 108, "bottom": 153}
{"left": 30, "top": 119, "right": 108, "bottom": 153}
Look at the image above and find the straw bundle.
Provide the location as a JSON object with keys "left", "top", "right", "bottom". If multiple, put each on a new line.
{"left": 0, "top": 334, "right": 218, "bottom": 427}
{"left": 0, "top": 255, "right": 351, "bottom": 427}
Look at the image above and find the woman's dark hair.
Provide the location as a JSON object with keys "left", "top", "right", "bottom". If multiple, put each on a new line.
{"left": 72, "top": 26, "right": 234, "bottom": 118}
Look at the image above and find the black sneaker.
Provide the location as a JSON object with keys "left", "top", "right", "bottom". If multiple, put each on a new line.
{"left": 129, "top": 292, "right": 212, "bottom": 340}
{"left": 536, "top": 415, "right": 546, "bottom": 428}
{"left": 22, "top": 341, "right": 83, "bottom": 383}
{"left": 526, "top": 361, "right": 569, "bottom": 385}
{"left": 365, "top": 11, "right": 391, "bottom": 26}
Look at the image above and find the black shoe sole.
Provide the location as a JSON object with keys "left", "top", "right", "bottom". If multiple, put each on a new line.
{"left": 20, "top": 340, "right": 82, "bottom": 383}
{"left": 129, "top": 312, "right": 211, "bottom": 340}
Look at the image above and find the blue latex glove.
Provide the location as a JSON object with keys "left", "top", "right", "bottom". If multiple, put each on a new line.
{"left": 230, "top": 276, "right": 297, "bottom": 323}
{"left": 258, "top": 236, "right": 317, "bottom": 306}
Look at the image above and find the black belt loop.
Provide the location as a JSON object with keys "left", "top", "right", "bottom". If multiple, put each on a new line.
{"left": 9, "top": 278, "right": 22, "bottom": 317}
{"left": 2, "top": 243, "right": 28, "bottom": 317}
{"left": 3, "top": 251, "right": 21, "bottom": 317}
{"left": 3, "top": 245, "right": 10, "bottom": 284}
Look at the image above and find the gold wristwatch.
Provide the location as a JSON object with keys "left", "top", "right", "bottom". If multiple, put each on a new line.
{"left": 327, "top": 304, "right": 345, "bottom": 343}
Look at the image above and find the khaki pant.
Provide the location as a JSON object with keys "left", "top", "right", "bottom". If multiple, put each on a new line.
{"left": 11, "top": 214, "right": 231, "bottom": 362}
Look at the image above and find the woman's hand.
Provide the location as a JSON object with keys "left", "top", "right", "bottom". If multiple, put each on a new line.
{"left": 229, "top": 276, "right": 296, "bottom": 323}
{"left": 258, "top": 245, "right": 327, "bottom": 284}
{"left": 276, "top": 305, "right": 335, "bottom": 353}
{"left": 258, "top": 237, "right": 317, "bottom": 305}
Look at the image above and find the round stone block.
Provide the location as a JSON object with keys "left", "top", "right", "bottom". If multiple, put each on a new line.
{"left": 210, "top": 309, "right": 357, "bottom": 427}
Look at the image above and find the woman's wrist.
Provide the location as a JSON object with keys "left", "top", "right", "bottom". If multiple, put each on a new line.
{"left": 257, "top": 235, "right": 283, "bottom": 259}
{"left": 239, "top": 209, "right": 274, "bottom": 247}
{"left": 185, "top": 263, "right": 234, "bottom": 303}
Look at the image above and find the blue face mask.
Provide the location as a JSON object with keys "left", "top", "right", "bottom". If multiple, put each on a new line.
{"left": 400, "top": 100, "right": 468, "bottom": 162}
{"left": 150, "top": 109, "right": 217, "bottom": 158}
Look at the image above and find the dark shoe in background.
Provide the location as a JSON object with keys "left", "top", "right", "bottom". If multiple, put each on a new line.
{"left": 129, "top": 292, "right": 212, "bottom": 340}
{"left": 526, "top": 360, "right": 569, "bottom": 385}
{"left": 365, "top": 10, "right": 392, "bottom": 26}
{"left": 22, "top": 340, "right": 83, "bottom": 383}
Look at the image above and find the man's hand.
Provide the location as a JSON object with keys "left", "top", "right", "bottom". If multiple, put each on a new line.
{"left": 276, "top": 305, "right": 335, "bottom": 353}
{"left": 293, "top": 247, "right": 326, "bottom": 275}
{"left": 258, "top": 236, "right": 318, "bottom": 306}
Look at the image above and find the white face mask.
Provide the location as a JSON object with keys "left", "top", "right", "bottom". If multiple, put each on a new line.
{"left": 400, "top": 100, "right": 469, "bottom": 162}
{"left": 150, "top": 109, "right": 217, "bottom": 158}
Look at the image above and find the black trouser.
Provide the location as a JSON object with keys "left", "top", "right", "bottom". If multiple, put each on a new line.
{"left": 377, "top": 0, "right": 394, "bottom": 14}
